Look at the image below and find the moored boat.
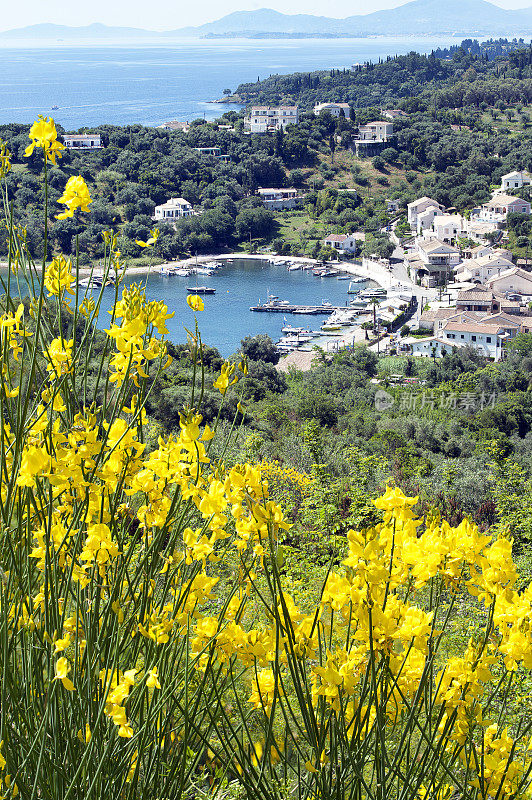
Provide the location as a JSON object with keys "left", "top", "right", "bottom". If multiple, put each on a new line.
{"left": 186, "top": 286, "right": 216, "bottom": 294}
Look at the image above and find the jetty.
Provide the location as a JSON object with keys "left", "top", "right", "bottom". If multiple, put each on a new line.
{"left": 250, "top": 302, "right": 347, "bottom": 314}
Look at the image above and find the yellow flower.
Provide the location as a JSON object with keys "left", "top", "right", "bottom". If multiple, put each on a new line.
{"left": 136, "top": 229, "right": 159, "bottom": 248}
{"left": 44, "top": 255, "right": 74, "bottom": 297}
{"left": 146, "top": 667, "right": 161, "bottom": 689}
{"left": 53, "top": 634, "right": 71, "bottom": 654}
{"left": 374, "top": 485, "right": 418, "bottom": 512}
{"left": 25, "top": 116, "right": 64, "bottom": 164}
{"left": 54, "top": 657, "right": 75, "bottom": 691}
{"left": 187, "top": 294, "right": 204, "bottom": 312}
{"left": 56, "top": 176, "right": 92, "bottom": 220}
{"left": 0, "top": 140, "right": 11, "bottom": 178}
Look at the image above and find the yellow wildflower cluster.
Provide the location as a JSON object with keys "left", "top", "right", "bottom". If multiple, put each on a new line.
{"left": 105, "top": 282, "right": 174, "bottom": 386}
{"left": 44, "top": 254, "right": 74, "bottom": 297}
{"left": 56, "top": 175, "right": 92, "bottom": 219}
{"left": 259, "top": 459, "right": 312, "bottom": 491}
{"left": 24, "top": 115, "right": 64, "bottom": 164}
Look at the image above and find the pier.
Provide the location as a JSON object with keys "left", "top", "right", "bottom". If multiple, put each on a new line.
{"left": 250, "top": 302, "right": 348, "bottom": 314}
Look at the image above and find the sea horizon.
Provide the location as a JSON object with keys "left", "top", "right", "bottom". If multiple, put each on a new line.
{"left": 0, "top": 36, "right": 460, "bottom": 128}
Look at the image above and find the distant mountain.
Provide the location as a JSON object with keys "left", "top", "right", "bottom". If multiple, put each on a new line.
{"left": 0, "top": 22, "right": 159, "bottom": 39}
{"left": 179, "top": 1, "right": 532, "bottom": 36}
{"left": 3, "top": 0, "right": 532, "bottom": 40}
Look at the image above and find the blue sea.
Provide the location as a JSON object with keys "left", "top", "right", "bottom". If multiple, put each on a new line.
{"left": 0, "top": 36, "right": 457, "bottom": 128}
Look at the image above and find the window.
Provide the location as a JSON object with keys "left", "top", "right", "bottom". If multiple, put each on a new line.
{"left": 472, "top": 335, "right": 477, "bottom": 342}
{"left": 487, "top": 337, "right": 492, "bottom": 343}
{"left": 461, "top": 335, "right": 465, "bottom": 339}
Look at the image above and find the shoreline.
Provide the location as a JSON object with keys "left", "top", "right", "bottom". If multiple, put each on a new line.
{"left": 0, "top": 253, "right": 386, "bottom": 284}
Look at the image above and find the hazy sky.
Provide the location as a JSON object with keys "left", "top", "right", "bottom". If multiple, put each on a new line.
{"left": 2, "top": 0, "right": 532, "bottom": 31}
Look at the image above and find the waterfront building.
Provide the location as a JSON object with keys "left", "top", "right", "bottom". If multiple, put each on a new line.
{"left": 63, "top": 134, "right": 103, "bottom": 150}
{"left": 322, "top": 234, "right": 358, "bottom": 253}
{"left": 408, "top": 238, "right": 460, "bottom": 287}
{"left": 244, "top": 106, "right": 299, "bottom": 133}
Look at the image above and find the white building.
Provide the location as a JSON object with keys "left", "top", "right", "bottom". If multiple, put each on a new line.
{"left": 63, "top": 134, "right": 103, "bottom": 150}
{"left": 407, "top": 320, "right": 509, "bottom": 360}
{"left": 475, "top": 193, "right": 531, "bottom": 223}
{"left": 314, "top": 102, "right": 350, "bottom": 117}
{"left": 244, "top": 106, "right": 299, "bottom": 133}
{"left": 382, "top": 109, "right": 408, "bottom": 120}
{"left": 407, "top": 238, "right": 460, "bottom": 287}
{"left": 485, "top": 267, "right": 532, "bottom": 295}
{"left": 257, "top": 188, "right": 301, "bottom": 210}
{"left": 322, "top": 234, "right": 358, "bottom": 253}
{"left": 440, "top": 321, "right": 508, "bottom": 360}
{"left": 407, "top": 196, "right": 444, "bottom": 228}
{"left": 430, "top": 214, "right": 464, "bottom": 244}
{"left": 356, "top": 121, "right": 394, "bottom": 141}
{"left": 416, "top": 205, "right": 444, "bottom": 234}
{"left": 153, "top": 197, "right": 194, "bottom": 222}
{"left": 194, "top": 147, "right": 229, "bottom": 161}
{"left": 500, "top": 170, "right": 532, "bottom": 192}
{"left": 454, "top": 254, "right": 515, "bottom": 284}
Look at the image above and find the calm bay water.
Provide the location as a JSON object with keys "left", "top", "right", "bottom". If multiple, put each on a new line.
{"left": 0, "top": 36, "right": 457, "bottom": 128}
{"left": 104, "top": 258, "right": 370, "bottom": 356}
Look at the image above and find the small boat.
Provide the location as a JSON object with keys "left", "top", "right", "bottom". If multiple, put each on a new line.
{"left": 192, "top": 267, "right": 215, "bottom": 275}
{"left": 321, "top": 270, "right": 338, "bottom": 278}
{"left": 51, "top": 105, "right": 59, "bottom": 110}
{"left": 281, "top": 325, "right": 310, "bottom": 335}
{"left": 187, "top": 286, "right": 216, "bottom": 294}
{"left": 336, "top": 274, "right": 350, "bottom": 280}
{"left": 288, "top": 265, "right": 300, "bottom": 272}
{"left": 78, "top": 277, "right": 103, "bottom": 289}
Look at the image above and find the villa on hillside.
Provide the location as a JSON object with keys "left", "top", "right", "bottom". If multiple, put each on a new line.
{"left": 352, "top": 120, "right": 394, "bottom": 156}
{"left": 244, "top": 106, "right": 299, "bottom": 133}
{"left": 194, "top": 147, "right": 230, "bottom": 161}
{"left": 474, "top": 193, "right": 531, "bottom": 223}
{"left": 407, "top": 320, "right": 509, "bottom": 360}
{"left": 314, "top": 102, "right": 350, "bottom": 117}
{"left": 428, "top": 213, "right": 464, "bottom": 244}
{"left": 357, "top": 121, "right": 393, "bottom": 141}
{"left": 382, "top": 109, "right": 408, "bottom": 120}
{"left": 416, "top": 204, "right": 444, "bottom": 234}
{"left": 158, "top": 121, "right": 190, "bottom": 133}
{"left": 500, "top": 170, "right": 532, "bottom": 191}
{"left": 257, "top": 188, "right": 301, "bottom": 210}
{"left": 153, "top": 197, "right": 195, "bottom": 222}
{"left": 63, "top": 134, "right": 103, "bottom": 150}
{"left": 322, "top": 234, "right": 358, "bottom": 253}
{"left": 407, "top": 196, "right": 444, "bottom": 228}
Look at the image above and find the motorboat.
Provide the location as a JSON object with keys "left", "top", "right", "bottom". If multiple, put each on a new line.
{"left": 287, "top": 264, "right": 300, "bottom": 271}
{"left": 336, "top": 274, "right": 350, "bottom": 280}
{"left": 186, "top": 286, "right": 216, "bottom": 294}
